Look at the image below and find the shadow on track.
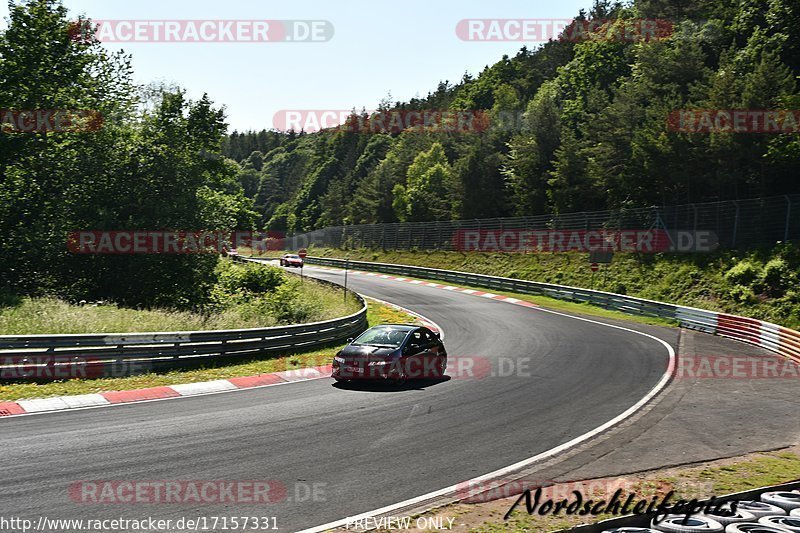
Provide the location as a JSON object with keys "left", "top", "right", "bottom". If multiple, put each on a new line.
{"left": 332, "top": 376, "right": 451, "bottom": 393}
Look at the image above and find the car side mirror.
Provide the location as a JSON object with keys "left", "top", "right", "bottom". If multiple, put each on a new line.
{"left": 346, "top": 338, "right": 354, "bottom": 343}
{"left": 433, "top": 332, "right": 440, "bottom": 338}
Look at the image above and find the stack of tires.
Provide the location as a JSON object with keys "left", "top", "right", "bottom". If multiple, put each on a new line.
{"left": 601, "top": 490, "right": 800, "bottom": 533}
{"left": 722, "top": 491, "right": 800, "bottom": 532}
{"left": 600, "top": 490, "right": 800, "bottom": 532}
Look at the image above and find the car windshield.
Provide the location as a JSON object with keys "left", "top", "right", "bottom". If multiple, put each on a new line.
{"left": 352, "top": 327, "right": 409, "bottom": 348}
{"left": 287, "top": 255, "right": 300, "bottom": 259}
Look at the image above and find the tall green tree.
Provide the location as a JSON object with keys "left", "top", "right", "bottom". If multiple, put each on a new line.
{"left": 0, "top": 0, "right": 256, "bottom": 309}
{"left": 393, "top": 143, "right": 454, "bottom": 221}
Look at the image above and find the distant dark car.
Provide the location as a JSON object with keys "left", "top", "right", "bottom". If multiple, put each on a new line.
{"left": 280, "top": 254, "right": 304, "bottom": 267}
{"left": 332, "top": 325, "right": 447, "bottom": 383}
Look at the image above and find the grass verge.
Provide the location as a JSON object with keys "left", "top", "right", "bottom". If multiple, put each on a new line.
{"left": 0, "top": 275, "right": 360, "bottom": 335}
{"left": 0, "top": 299, "right": 418, "bottom": 402}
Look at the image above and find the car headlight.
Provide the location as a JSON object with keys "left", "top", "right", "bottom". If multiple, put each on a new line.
{"left": 334, "top": 356, "right": 345, "bottom": 363}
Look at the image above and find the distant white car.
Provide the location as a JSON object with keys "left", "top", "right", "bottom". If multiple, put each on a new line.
{"left": 280, "top": 254, "right": 304, "bottom": 267}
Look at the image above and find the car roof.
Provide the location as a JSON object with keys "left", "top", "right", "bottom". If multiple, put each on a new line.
{"left": 369, "top": 324, "right": 419, "bottom": 332}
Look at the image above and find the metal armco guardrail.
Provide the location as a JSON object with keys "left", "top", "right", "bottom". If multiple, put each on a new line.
{"left": 304, "top": 256, "right": 800, "bottom": 365}
{"left": 0, "top": 261, "right": 368, "bottom": 380}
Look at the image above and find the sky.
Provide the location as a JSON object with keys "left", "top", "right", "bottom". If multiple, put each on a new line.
{"left": 2, "top": 0, "right": 596, "bottom": 131}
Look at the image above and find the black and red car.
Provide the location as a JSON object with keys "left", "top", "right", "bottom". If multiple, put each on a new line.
{"left": 332, "top": 325, "right": 447, "bottom": 383}
{"left": 279, "top": 254, "right": 304, "bottom": 268}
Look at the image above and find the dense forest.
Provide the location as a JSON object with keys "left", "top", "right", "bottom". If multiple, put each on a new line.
{"left": 0, "top": 0, "right": 256, "bottom": 307}
{"left": 3, "top": 0, "right": 799, "bottom": 307}
{"left": 224, "top": 0, "right": 800, "bottom": 233}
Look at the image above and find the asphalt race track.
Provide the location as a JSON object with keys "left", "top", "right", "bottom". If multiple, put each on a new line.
{"left": 0, "top": 263, "right": 676, "bottom": 531}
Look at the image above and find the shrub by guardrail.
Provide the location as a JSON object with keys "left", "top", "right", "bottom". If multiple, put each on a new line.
{"left": 0, "top": 260, "right": 367, "bottom": 380}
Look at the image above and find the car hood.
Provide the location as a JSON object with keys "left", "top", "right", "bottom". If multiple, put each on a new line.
{"left": 340, "top": 345, "right": 398, "bottom": 359}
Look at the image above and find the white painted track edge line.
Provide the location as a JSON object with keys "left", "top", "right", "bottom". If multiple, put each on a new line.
{"left": 297, "top": 304, "right": 676, "bottom": 533}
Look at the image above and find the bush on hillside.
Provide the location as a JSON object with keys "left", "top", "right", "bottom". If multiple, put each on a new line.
{"left": 724, "top": 261, "right": 761, "bottom": 287}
